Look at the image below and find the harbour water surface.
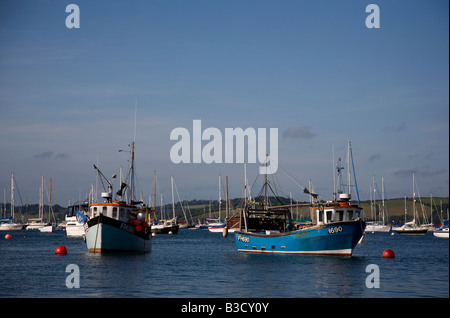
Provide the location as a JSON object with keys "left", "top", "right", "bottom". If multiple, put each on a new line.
{"left": 0, "top": 229, "right": 448, "bottom": 298}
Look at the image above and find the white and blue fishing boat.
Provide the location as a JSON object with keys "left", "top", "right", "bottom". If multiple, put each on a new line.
{"left": 235, "top": 142, "right": 365, "bottom": 256}
{"left": 83, "top": 141, "right": 152, "bottom": 253}
{"left": 235, "top": 194, "right": 365, "bottom": 256}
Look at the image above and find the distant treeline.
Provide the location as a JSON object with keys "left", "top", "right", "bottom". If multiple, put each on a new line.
{"left": 2, "top": 196, "right": 448, "bottom": 225}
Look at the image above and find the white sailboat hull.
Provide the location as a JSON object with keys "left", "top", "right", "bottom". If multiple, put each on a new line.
{"left": 365, "top": 224, "right": 391, "bottom": 233}
{"left": 0, "top": 223, "right": 23, "bottom": 231}
{"left": 433, "top": 228, "right": 449, "bottom": 238}
{"left": 39, "top": 225, "right": 54, "bottom": 233}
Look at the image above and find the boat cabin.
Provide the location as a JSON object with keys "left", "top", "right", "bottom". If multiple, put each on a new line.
{"left": 312, "top": 194, "right": 362, "bottom": 226}
{"left": 90, "top": 202, "right": 133, "bottom": 223}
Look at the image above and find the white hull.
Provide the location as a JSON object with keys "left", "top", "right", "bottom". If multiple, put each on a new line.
{"left": 39, "top": 225, "right": 54, "bottom": 233}
{"left": 85, "top": 215, "right": 151, "bottom": 253}
{"left": 66, "top": 223, "right": 85, "bottom": 237}
{"left": 0, "top": 223, "right": 23, "bottom": 231}
{"left": 26, "top": 223, "right": 46, "bottom": 230}
{"left": 433, "top": 229, "right": 449, "bottom": 238}
{"left": 208, "top": 226, "right": 236, "bottom": 233}
{"left": 365, "top": 224, "right": 391, "bottom": 233}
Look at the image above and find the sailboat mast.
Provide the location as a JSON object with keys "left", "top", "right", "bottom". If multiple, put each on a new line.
{"left": 11, "top": 173, "right": 14, "bottom": 220}
{"left": 226, "top": 176, "right": 229, "bottom": 219}
{"left": 171, "top": 176, "right": 175, "bottom": 219}
{"left": 130, "top": 141, "right": 135, "bottom": 204}
{"left": 153, "top": 171, "right": 156, "bottom": 211}
{"left": 382, "top": 177, "right": 385, "bottom": 223}
{"left": 413, "top": 173, "right": 416, "bottom": 225}
{"left": 49, "top": 178, "right": 52, "bottom": 224}
{"left": 40, "top": 176, "right": 44, "bottom": 219}
{"left": 219, "top": 174, "right": 221, "bottom": 220}
{"left": 264, "top": 155, "right": 268, "bottom": 208}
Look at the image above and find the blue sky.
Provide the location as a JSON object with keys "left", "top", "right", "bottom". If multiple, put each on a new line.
{"left": 0, "top": 0, "right": 448, "bottom": 207}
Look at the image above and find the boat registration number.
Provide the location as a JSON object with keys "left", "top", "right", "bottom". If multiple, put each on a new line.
{"left": 328, "top": 226, "right": 343, "bottom": 234}
{"left": 237, "top": 235, "right": 250, "bottom": 243}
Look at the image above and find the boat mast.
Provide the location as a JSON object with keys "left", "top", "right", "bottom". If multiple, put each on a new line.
{"left": 347, "top": 142, "right": 351, "bottom": 195}
{"left": 413, "top": 173, "right": 416, "bottom": 226}
{"left": 40, "top": 176, "right": 44, "bottom": 220}
{"left": 11, "top": 173, "right": 14, "bottom": 220}
{"left": 130, "top": 141, "right": 135, "bottom": 205}
{"left": 219, "top": 174, "right": 221, "bottom": 221}
{"left": 382, "top": 177, "right": 385, "bottom": 224}
{"left": 153, "top": 171, "right": 156, "bottom": 212}
{"left": 48, "top": 178, "right": 52, "bottom": 224}
{"left": 171, "top": 176, "right": 175, "bottom": 219}
{"left": 404, "top": 196, "right": 407, "bottom": 225}
{"left": 264, "top": 155, "right": 268, "bottom": 208}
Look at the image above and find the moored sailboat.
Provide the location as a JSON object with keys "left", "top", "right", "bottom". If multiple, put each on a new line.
{"left": 393, "top": 174, "right": 428, "bottom": 235}
{"left": 0, "top": 174, "right": 23, "bottom": 231}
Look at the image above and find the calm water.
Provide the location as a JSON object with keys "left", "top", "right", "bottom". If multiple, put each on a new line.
{"left": 0, "top": 229, "right": 448, "bottom": 298}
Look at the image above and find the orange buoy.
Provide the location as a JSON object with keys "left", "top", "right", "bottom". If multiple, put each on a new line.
{"left": 55, "top": 245, "right": 68, "bottom": 254}
{"left": 5, "top": 234, "right": 11, "bottom": 239}
{"left": 382, "top": 249, "right": 395, "bottom": 258}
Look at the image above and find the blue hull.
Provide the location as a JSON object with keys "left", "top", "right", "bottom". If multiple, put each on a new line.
{"left": 235, "top": 220, "right": 365, "bottom": 256}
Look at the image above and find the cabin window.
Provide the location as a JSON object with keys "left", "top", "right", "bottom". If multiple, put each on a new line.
{"left": 102, "top": 207, "right": 107, "bottom": 215}
{"left": 92, "top": 207, "right": 98, "bottom": 217}
{"left": 347, "top": 210, "right": 353, "bottom": 220}
{"left": 326, "top": 210, "right": 333, "bottom": 223}
{"left": 318, "top": 210, "right": 323, "bottom": 223}
{"left": 336, "top": 210, "right": 344, "bottom": 221}
{"left": 112, "top": 207, "right": 118, "bottom": 219}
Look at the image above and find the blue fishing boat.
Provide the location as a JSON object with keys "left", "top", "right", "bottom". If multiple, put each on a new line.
{"left": 235, "top": 195, "right": 365, "bottom": 256}
{"left": 234, "top": 142, "right": 365, "bottom": 256}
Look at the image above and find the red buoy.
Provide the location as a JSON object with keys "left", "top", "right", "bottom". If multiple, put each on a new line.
{"left": 55, "top": 245, "right": 68, "bottom": 254}
{"left": 383, "top": 249, "right": 395, "bottom": 258}
{"left": 135, "top": 225, "right": 142, "bottom": 232}
{"left": 5, "top": 234, "right": 11, "bottom": 239}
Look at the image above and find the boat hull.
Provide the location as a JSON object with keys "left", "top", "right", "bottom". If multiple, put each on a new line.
{"left": 433, "top": 229, "right": 449, "bottom": 238}
{"left": 392, "top": 228, "right": 428, "bottom": 235}
{"left": 0, "top": 223, "right": 23, "bottom": 231}
{"left": 235, "top": 220, "right": 365, "bottom": 256}
{"left": 66, "top": 223, "right": 85, "bottom": 237}
{"left": 85, "top": 214, "right": 151, "bottom": 253}
{"left": 151, "top": 225, "right": 179, "bottom": 234}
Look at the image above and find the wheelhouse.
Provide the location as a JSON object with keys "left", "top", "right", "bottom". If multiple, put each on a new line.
{"left": 89, "top": 201, "right": 133, "bottom": 223}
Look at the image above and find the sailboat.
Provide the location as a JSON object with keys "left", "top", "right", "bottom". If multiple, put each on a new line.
{"left": 84, "top": 140, "right": 152, "bottom": 252}
{"left": 0, "top": 174, "right": 23, "bottom": 231}
{"left": 26, "top": 176, "right": 46, "bottom": 230}
{"left": 151, "top": 176, "right": 179, "bottom": 234}
{"left": 393, "top": 174, "right": 428, "bottom": 235}
{"left": 365, "top": 177, "right": 391, "bottom": 233}
{"left": 39, "top": 178, "right": 55, "bottom": 233}
{"left": 208, "top": 175, "right": 227, "bottom": 233}
{"left": 234, "top": 142, "right": 366, "bottom": 256}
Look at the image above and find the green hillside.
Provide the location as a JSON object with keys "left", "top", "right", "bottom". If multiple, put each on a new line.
{"left": 2, "top": 196, "right": 448, "bottom": 226}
